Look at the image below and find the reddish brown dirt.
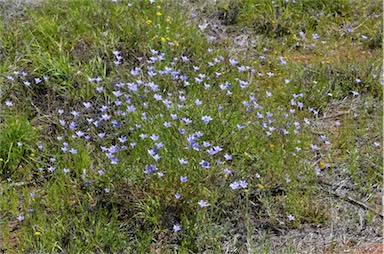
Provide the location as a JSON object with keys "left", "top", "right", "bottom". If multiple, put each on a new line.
{"left": 354, "top": 244, "right": 384, "bottom": 254}
{"left": 325, "top": 243, "right": 384, "bottom": 254}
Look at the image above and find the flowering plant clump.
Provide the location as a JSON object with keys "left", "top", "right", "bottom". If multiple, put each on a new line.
{"left": 5, "top": 42, "right": 334, "bottom": 227}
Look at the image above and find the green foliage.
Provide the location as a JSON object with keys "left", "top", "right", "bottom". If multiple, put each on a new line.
{"left": 0, "top": 115, "right": 36, "bottom": 179}
{"left": 235, "top": 0, "right": 381, "bottom": 43}
{"left": 1, "top": 0, "right": 208, "bottom": 97}
{"left": 0, "top": 0, "right": 382, "bottom": 253}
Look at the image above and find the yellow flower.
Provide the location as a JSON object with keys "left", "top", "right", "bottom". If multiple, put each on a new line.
{"left": 244, "top": 189, "right": 249, "bottom": 193}
{"left": 244, "top": 152, "right": 249, "bottom": 157}
{"left": 34, "top": 231, "right": 41, "bottom": 237}
{"left": 166, "top": 16, "right": 171, "bottom": 23}
{"left": 257, "top": 184, "right": 264, "bottom": 190}
{"left": 319, "top": 161, "right": 326, "bottom": 168}
{"left": 156, "top": 12, "right": 162, "bottom": 16}
{"left": 146, "top": 19, "right": 152, "bottom": 25}
{"left": 269, "top": 144, "right": 275, "bottom": 149}
{"left": 166, "top": 37, "right": 171, "bottom": 41}
{"left": 0, "top": 158, "right": 3, "bottom": 162}
{"left": 160, "top": 37, "right": 166, "bottom": 42}
{"left": 30, "top": 153, "right": 35, "bottom": 157}
{"left": 173, "top": 41, "right": 179, "bottom": 47}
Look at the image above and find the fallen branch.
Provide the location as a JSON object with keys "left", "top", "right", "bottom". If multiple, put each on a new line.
{"left": 318, "top": 111, "right": 349, "bottom": 120}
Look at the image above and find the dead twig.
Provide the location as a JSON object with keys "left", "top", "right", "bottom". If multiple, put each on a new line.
{"left": 318, "top": 111, "right": 350, "bottom": 120}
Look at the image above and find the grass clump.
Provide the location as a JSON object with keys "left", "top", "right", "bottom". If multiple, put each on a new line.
{"left": 232, "top": 0, "right": 382, "bottom": 47}
{"left": 0, "top": 115, "right": 36, "bottom": 179}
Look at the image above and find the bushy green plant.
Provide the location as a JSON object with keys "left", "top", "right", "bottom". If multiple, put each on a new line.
{"left": 0, "top": 115, "right": 36, "bottom": 179}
